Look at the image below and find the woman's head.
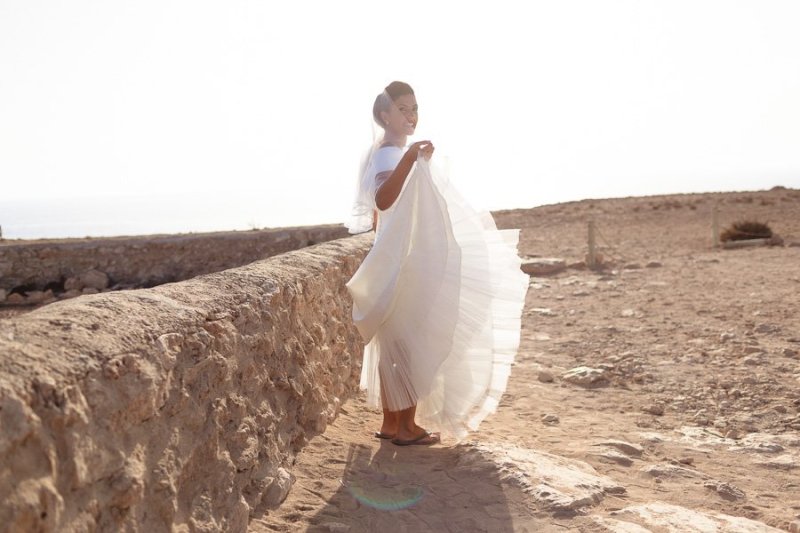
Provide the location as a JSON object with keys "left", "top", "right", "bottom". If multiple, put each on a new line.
{"left": 373, "top": 81, "right": 418, "bottom": 136}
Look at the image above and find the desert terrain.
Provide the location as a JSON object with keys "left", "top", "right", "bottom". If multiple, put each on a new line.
{"left": 3, "top": 187, "right": 799, "bottom": 531}
{"left": 249, "top": 187, "right": 800, "bottom": 532}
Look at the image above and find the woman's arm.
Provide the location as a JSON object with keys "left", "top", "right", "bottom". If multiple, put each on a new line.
{"left": 375, "top": 141, "right": 434, "bottom": 211}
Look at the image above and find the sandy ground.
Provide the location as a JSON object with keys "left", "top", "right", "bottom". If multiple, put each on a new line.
{"left": 248, "top": 187, "right": 800, "bottom": 532}
{"left": 4, "top": 187, "right": 800, "bottom": 531}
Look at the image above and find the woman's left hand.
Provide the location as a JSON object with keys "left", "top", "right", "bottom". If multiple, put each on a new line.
{"left": 420, "top": 142, "right": 434, "bottom": 161}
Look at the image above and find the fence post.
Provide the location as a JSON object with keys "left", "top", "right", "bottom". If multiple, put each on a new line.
{"left": 712, "top": 203, "right": 720, "bottom": 248}
{"left": 588, "top": 220, "right": 597, "bottom": 269}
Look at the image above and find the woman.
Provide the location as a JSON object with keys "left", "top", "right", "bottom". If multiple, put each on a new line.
{"left": 346, "top": 81, "right": 528, "bottom": 446}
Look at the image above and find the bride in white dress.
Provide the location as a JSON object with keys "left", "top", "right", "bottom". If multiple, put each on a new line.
{"left": 345, "top": 81, "right": 528, "bottom": 446}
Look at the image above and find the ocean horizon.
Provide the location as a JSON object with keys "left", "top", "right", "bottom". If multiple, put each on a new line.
{"left": 0, "top": 192, "right": 335, "bottom": 241}
{"left": 2, "top": 183, "right": 796, "bottom": 241}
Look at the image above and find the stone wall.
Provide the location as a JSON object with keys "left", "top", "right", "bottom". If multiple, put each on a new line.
{"left": 0, "top": 233, "right": 372, "bottom": 532}
{"left": 0, "top": 224, "right": 348, "bottom": 305}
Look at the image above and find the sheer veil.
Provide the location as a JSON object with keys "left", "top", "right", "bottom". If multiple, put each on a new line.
{"left": 344, "top": 91, "right": 394, "bottom": 235}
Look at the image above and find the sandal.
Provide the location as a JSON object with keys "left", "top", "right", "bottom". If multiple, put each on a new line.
{"left": 391, "top": 431, "right": 440, "bottom": 446}
{"left": 374, "top": 431, "right": 395, "bottom": 440}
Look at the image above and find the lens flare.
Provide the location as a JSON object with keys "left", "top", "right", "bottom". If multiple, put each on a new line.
{"left": 347, "top": 483, "right": 424, "bottom": 511}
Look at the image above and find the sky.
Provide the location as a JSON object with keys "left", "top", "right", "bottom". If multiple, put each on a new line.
{"left": 1, "top": 0, "right": 799, "bottom": 236}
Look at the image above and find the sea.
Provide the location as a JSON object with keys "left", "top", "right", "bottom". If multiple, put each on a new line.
{"left": 0, "top": 192, "right": 338, "bottom": 241}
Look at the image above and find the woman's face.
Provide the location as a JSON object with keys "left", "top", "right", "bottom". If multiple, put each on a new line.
{"left": 383, "top": 93, "right": 418, "bottom": 136}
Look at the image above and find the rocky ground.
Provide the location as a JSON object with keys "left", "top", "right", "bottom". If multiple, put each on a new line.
{"left": 249, "top": 187, "right": 800, "bottom": 532}
{"left": 5, "top": 187, "right": 800, "bottom": 532}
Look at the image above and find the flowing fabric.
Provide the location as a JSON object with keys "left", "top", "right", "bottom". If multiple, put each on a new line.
{"left": 346, "top": 147, "right": 528, "bottom": 441}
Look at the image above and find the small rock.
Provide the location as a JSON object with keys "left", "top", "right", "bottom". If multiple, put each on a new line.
{"left": 61, "top": 289, "right": 82, "bottom": 299}
{"left": 640, "top": 463, "right": 706, "bottom": 479}
{"left": 623, "top": 263, "right": 642, "bottom": 270}
{"left": 592, "top": 449, "right": 633, "bottom": 466}
{"left": 25, "top": 290, "right": 47, "bottom": 304}
{"left": 755, "top": 323, "right": 779, "bottom": 334}
{"left": 643, "top": 404, "right": 665, "bottom": 416}
{"left": 0, "top": 288, "right": 6, "bottom": 302}
{"left": 542, "top": 413, "right": 560, "bottom": 424}
{"left": 530, "top": 307, "right": 556, "bottom": 317}
{"left": 767, "top": 234, "right": 784, "bottom": 246}
{"left": 783, "top": 348, "right": 798, "bottom": 358}
{"left": 64, "top": 276, "right": 84, "bottom": 291}
{"left": 704, "top": 481, "right": 746, "bottom": 501}
{"left": 6, "top": 293, "right": 25, "bottom": 305}
{"left": 742, "top": 356, "right": 761, "bottom": 366}
{"left": 537, "top": 370, "right": 555, "bottom": 383}
{"left": 645, "top": 261, "right": 663, "bottom": 268}
{"left": 592, "top": 440, "right": 644, "bottom": 457}
{"left": 743, "top": 345, "right": 762, "bottom": 354}
{"left": 562, "top": 366, "right": 608, "bottom": 387}
{"left": 725, "top": 428, "right": 743, "bottom": 440}
{"left": 620, "top": 309, "right": 637, "bottom": 317}
{"left": 521, "top": 257, "right": 566, "bottom": 276}
{"left": 82, "top": 287, "right": 100, "bottom": 295}
{"left": 81, "top": 269, "right": 110, "bottom": 290}
{"left": 720, "top": 332, "right": 735, "bottom": 342}
{"left": 262, "top": 467, "right": 295, "bottom": 508}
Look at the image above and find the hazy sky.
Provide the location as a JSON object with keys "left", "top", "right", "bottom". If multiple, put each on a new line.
{"left": 1, "top": 0, "right": 799, "bottom": 232}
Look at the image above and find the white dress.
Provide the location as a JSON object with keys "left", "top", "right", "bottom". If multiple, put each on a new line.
{"left": 346, "top": 145, "right": 528, "bottom": 441}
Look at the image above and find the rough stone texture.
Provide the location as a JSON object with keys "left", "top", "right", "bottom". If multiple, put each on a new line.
{"left": 462, "top": 443, "right": 625, "bottom": 513}
{"left": 609, "top": 502, "right": 783, "bottom": 532}
{"left": 0, "top": 224, "right": 348, "bottom": 296}
{"left": 0, "top": 233, "right": 372, "bottom": 532}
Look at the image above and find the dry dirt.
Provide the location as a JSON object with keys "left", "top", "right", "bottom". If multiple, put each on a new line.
{"left": 4, "top": 187, "right": 800, "bottom": 532}
{"left": 248, "top": 187, "right": 800, "bottom": 532}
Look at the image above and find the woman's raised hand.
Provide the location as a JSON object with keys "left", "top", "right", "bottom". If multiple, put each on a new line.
{"left": 408, "top": 140, "right": 435, "bottom": 161}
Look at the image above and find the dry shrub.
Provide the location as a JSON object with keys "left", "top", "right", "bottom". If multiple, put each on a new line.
{"left": 720, "top": 220, "right": 773, "bottom": 242}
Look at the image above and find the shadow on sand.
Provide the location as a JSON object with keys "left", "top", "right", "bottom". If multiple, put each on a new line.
{"left": 305, "top": 439, "right": 535, "bottom": 533}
